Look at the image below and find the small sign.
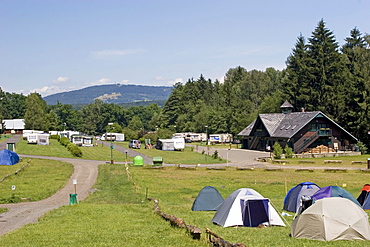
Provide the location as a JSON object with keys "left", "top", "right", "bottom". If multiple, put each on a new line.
{"left": 11, "top": 185, "right": 16, "bottom": 191}
{"left": 73, "top": 179, "right": 77, "bottom": 185}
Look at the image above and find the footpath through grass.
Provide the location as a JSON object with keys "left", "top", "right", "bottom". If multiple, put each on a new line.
{"left": 0, "top": 158, "right": 73, "bottom": 203}
{"left": 1, "top": 162, "right": 370, "bottom": 246}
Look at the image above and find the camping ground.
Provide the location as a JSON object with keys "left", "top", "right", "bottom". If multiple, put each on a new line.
{"left": 0, "top": 158, "right": 370, "bottom": 246}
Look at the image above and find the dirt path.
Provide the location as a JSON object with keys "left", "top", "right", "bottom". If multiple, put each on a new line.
{"left": 0, "top": 156, "right": 102, "bottom": 236}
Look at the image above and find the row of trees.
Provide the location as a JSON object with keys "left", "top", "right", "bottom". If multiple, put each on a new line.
{"left": 0, "top": 19, "right": 369, "bottom": 147}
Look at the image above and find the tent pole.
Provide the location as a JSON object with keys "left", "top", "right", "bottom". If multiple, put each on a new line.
{"left": 270, "top": 200, "right": 290, "bottom": 227}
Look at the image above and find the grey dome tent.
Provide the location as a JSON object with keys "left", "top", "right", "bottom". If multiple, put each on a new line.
{"left": 291, "top": 197, "right": 370, "bottom": 241}
{"left": 0, "top": 149, "right": 20, "bottom": 166}
{"left": 212, "top": 188, "right": 285, "bottom": 227}
{"left": 283, "top": 182, "right": 320, "bottom": 214}
{"left": 192, "top": 186, "right": 224, "bottom": 211}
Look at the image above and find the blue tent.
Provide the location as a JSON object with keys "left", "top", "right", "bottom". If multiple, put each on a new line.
{"left": 283, "top": 182, "right": 320, "bottom": 213}
{"left": 192, "top": 186, "right": 224, "bottom": 211}
{"left": 0, "top": 149, "right": 20, "bottom": 166}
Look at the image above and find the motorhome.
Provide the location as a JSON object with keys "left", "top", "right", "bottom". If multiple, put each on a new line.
{"left": 71, "top": 135, "right": 94, "bottom": 147}
{"left": 156, "top": 138, "right": 185, "bottom": 151}
{"left": 27, "top": 133, "right": 50, "bottom": 145}
{"left": 173, "top": 132, "right": 207, "bottom": 142}
{"left": 23, "top": 130, "right": 43, "bottom": 140}
{"left": 101, "top": 133, "right": 125, "bottom": 142}
{"left": 209, "top": 134, "right": 233, "bottom": 143}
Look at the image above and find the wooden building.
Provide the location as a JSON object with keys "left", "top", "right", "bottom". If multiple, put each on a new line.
{"left": 238, "top": 101, "right": 358, "bottom": 153}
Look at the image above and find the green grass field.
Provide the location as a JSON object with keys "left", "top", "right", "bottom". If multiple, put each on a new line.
{"left": 114, "top": 142, "right": 226, "bottom": 164}
{"left": 1, "top": 161, "right": 370, "bottom": 246}
{"left": 0, "top": 158, "right": 73, "bottom": 203}
{"left": 16, "top": 139, "right": 131, "bottom": 162}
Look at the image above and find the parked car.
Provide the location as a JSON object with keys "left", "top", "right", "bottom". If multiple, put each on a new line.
{"left": 129, "top": 140, "right": 141, "bottom": 149}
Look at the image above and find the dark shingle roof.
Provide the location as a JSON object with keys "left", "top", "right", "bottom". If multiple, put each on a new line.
{"left": 238, "top": 111, "right": 357, "bottom": 142}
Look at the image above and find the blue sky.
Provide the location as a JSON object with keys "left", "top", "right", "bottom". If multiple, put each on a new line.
{"left": 1, "top": 0, "right": 369, "bottom": 96}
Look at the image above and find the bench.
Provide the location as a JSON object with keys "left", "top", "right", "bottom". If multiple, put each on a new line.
{"left": 273, "top": 160, "right": 289, "bottom": 164}
{"left": 206, "top": 166, "right": 226, "bottom": 170}
{"left": 324, "top": 168, "right": 347, "bottom": 173}
{"left": 177, "top": 164, "right": 198, "bottom": 170}
{"left": 295, "top": 168, "right": 314, "bottom": 172}
{"left": 153, "top": 157, "right": 163, "bottom": 166}
{"left": 351, "top": 161, "right": 367, "bottom": 164}
{"left": 236, "top": 167, "right": 254, "bottom": 171}
{"left": 298, "top": 160, "right": 315, "bottom": 164}
{"left": 324, "top": 160, "right": 342, "bottom": 164}
{"left": 264, "top": 168, "right": 283, "bottom": 171}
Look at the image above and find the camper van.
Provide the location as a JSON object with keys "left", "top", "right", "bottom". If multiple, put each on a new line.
{"left": 156, "top": 138, "right": 185, "bottom": 151}
{"left": 27, "top": 133, "right": 50, "bottom": 145}
{"left": 71, "top": 135, "right": 94, "bottom": 147}
{"left": 23, "top": 130, "right": 43, "bottom": 140}
{"left": 101, "top": 133, "right": 125, "bottom": 142}
{"left": 209, "top": 134, "right": 233, "bottom": 143}
{"left": 173, "top": 132, "right": 207, "bottom": 142}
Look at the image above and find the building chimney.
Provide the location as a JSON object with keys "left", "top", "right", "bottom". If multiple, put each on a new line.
{"left": 301, "top": 107, "right": 305, "bottom": 112}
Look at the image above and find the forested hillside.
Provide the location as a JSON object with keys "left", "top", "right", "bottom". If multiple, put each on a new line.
{"left": 43, "top": 84, "right": 172, "bottom": 105}
{"left": 0, "top": 20, "right": 369, "bottom": 149}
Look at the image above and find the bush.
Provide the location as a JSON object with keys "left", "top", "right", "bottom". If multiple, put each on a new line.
{"left": 273, "top": 142, "right": 283, "bottom": 159}
{"left": 59, "top": 136, "right": 70, "bottom": 146}
{"left": 50, "top": 135, "right": 60, "bottom": 140}
{"left": 357, "top": 141, "right": 368, "bottom": 154}
{"left": 212, "top": 150, "right": 219, "bottom": 159}
{"left": 67, "top": 143, "right": 83, "bottom": 157}
{"left": 284, "top": 145, "right": 293, "bottom": 158}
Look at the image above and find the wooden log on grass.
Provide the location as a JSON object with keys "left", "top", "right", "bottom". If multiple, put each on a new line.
{"left": 206, "top": 166, "right": 226, "bottom": 170}
{"left": 298, "top": 160, "right": 315, "bottom": 164}
{"left": 186, "top": 225, "right": 202, "bottom": 240}
{"left": 324, "top": 160, "right": 343, "bottom": 164}
{"left": 264, "top": 168, "right": 283, "bottom": 171}
{"left": 206, "top": 228, "right": 246, "bottom": 247}
{"left": 295, "top": 168, "right": 314, "bottom": 172}
{"left": 351, "top": 161, "right": 367, "bottom": 164}
{"left": 324, "top": 168, "right": 347, "bottom": 173}
{"left": 236, "top": 167, "right": 254, "bottom": 171}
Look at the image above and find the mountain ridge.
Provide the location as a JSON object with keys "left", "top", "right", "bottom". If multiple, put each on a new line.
{"left": 43, "top": 84, "right": 173, "bottom": 105}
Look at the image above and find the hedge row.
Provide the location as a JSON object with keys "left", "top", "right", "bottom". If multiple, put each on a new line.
{"left": 59, "top": 136, "right": 83, "bottom": 157}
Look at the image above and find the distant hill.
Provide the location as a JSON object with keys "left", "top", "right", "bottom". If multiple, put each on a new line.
{"left": 43, "top": 84, "right": 173, "bottom": 105}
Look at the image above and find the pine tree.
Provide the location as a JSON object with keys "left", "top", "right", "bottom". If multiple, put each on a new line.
{"left": 24, "top": 93, "right": 47, "bottom": 130}
{"left": 306, "top": 19, "right": 348, "bottom": 119}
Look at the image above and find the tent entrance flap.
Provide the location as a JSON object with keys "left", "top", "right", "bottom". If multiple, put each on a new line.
{"left": 242, "top": 199, "right": 269, "bottom": 227}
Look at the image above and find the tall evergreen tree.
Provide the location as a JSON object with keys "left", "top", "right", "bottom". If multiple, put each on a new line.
{"left": 24, "top": 93, "right": 47, "bottom": 130}
{"left": 306, "top": 19, "right": 348, "bottom": 119}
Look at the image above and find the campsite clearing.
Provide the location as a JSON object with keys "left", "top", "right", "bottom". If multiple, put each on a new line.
{"left": 1, "top": 162, "right": 370, "bottom": 246}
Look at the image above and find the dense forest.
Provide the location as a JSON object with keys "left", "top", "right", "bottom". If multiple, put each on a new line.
{"left": 0, "top": 20, "right": 369, "bottom": 148}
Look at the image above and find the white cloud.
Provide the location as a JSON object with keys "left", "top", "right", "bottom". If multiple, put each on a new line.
{"left": 167, "top": 78, "right": 183, "bottom": 86}
{"left": 91, "top": 48, "right": 145, "bottom": 59}
{"left": 53, "top": 76, "right": 70, "bottom": 84}
{"left": 83, "top": 78, "right": 112, "bottom": 87}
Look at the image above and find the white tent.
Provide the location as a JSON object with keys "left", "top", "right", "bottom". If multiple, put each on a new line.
{"left": 212, "top": 188, "right": 286, "bottom": 227}
{"left": 291, "top": 197, "right": 370, "bottom": 241}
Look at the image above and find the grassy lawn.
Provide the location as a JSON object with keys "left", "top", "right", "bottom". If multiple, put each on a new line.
{"left": 275, "top": 154, "right": 370, "bottom": 168}
{"left": 0, "top": 158, "right": 73, "bottom": 203}
{"left": 1, "top": 162, "right": 370, "bottom": 246}
{"left": 16, "top": 139, "right": 132, "bottom": 162}
{"left": 114, "top": 142, "right": 226, "bottom": 164}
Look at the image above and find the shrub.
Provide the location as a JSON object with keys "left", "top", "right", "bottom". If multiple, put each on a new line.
{"left": 212, "top": 150, "right": 219, "bottom": 159}
{"left": 50, "top": 135, "right": 60, "bottom": 140}
{"left": 59, "top": 136, "right": 70, "bottom": 146}
{"left": 67, "top": 143, "right": 83, "bottom": 157}
{"left": 273, "top": 142, "right": 283, "bottom": 159}
{"left": 357, "top": 141, "right": 368, "bottom": 154}
{"left": 284, "top": 145, "right": 293, "bottom": 158}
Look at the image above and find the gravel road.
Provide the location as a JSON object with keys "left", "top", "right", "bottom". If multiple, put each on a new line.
{"left": 0, "top": 156, "right": 101, "bottom": 236}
